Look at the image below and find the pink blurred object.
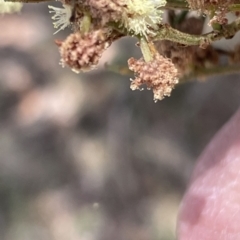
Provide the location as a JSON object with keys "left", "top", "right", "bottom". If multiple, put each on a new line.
{"left": 177, "top": 107, "right": 240, "bottom": 240}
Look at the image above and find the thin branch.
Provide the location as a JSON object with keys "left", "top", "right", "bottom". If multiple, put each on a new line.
{"left": 153, "top": 18, "right": 240, "bottom": 47}
{"left": 181, "top": 64, "right": 240, "bottom": 83}
{"left": 162, "top": 0, "right": 189, "bottom": 10}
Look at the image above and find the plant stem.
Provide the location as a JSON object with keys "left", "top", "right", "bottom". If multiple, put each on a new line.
{"left": 140, "top": 38, "right": 154, "bottom": 62}
{"left": 162, "top": 0, "right": 240, "bottom": 12}
{"left": 80, "top": 13, "right": 91, "bottom": 34}
{"left": 163, "top": 0, "right": 189, "bottom": 10}
{"left": 154, "top": 17, "right": 240, "bottom": 47}
{"left": 181, "top": 64, "right": 240, "bottom": 82}
{"left": 229, "top": 4, "right": 240, "bottom": 12}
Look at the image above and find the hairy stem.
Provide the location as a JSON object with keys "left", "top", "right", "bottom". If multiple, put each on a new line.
{"left": 154, "top": 18, "right": 240, "bottom": 47}
{"left": 140, "top": 38, "right": 154, "bottom": 62}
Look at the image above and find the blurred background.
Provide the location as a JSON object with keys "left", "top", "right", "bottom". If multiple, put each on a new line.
{"left": 1, "top": 3, "right": 240, "bottom": 240}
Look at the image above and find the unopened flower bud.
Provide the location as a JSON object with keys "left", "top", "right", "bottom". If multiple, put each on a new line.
{"left": 59, "top": 30, "right": 111, "bottom": 72}
{"left": 128, "top": 53, "right": 178, "bottom": 101}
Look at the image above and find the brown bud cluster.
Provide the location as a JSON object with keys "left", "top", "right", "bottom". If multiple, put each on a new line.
{"left": 156, "top": 40, "right": 219, "bottom": 77}
{"left": 59, "top": 30, "right": 111, "bottom": 72}
{"left": 85, "top": 0, "right": 126, "bottom": 25}
{"left": 187, "top": 0, "right": 233, "bottom": 24}
{"left": 128, "top": 54, "right": 179, "bottom": 101}
{"left": 187, "top": 0, "right": 233, "bottom": 11}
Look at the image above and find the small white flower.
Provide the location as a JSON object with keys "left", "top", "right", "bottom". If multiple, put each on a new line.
{"left": 48, "top": 4, "right": 73, "bottom": 34}
{"left": 0, "top": 0, "right": 22, "bottom": 14}
{"left": 122, "top": 0, "right": 166, "bottom": 38}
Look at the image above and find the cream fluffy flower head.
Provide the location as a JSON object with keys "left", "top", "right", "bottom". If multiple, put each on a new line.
{"left": 0, "top": 0, "right": 22, "bottom": 14}
{"left": 48, "top": 4, "right": 73, "bottom": 34}
{"left": 122, "top": 0, "right": 166, "bottom": 37}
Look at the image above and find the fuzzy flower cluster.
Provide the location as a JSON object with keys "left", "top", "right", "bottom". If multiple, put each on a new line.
{"left": 48, "top": 4, "right": 73, "bottom": 34}
{"left": 0, "top": 0, "right": 22, "bottom": 14}
{"left": 58, "top": 29, "right": 112, "bottom": 73}
{"left": 128, "top": 53, "right": 178, "bottom": 101}
{"left": 122, "top": 0, "right": 166, "bottom": 37}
